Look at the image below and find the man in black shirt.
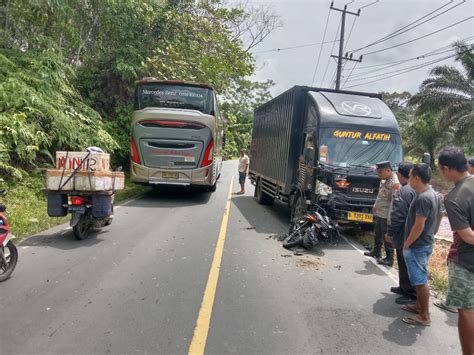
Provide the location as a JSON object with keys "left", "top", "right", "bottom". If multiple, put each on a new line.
{"left": 438, "top": 147, "right": 474, "bottom": 355}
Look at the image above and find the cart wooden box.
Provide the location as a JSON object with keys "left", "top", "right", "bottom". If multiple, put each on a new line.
{"left": 46, "top": 170, "right": 125, "bottom": 191}
{"left": 55, "top": 151, "right": 110, "bottom": 172}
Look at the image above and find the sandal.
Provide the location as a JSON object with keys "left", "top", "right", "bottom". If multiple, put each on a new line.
{"left": 433, "top": 299, "right": 458, "bottom": 313}
{"left": 402, "top": 316, "right": 431, "bottom": 326}
{"left": 401, "top": 304, "right": 419, "bottom": 314}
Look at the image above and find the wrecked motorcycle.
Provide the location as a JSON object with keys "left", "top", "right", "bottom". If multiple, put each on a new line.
{"left": 283, "top": 204, "right": 340, "bottom": 249}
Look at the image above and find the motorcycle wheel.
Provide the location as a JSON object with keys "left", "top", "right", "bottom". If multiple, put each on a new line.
{"left": 0, "top": 241, "right": 18, "bottom": 282}
{"left": 73, "top": 215, "right": 90, "bottom": 240}
{"left": 283, "top": 230, "right": 306, "bottom": 249}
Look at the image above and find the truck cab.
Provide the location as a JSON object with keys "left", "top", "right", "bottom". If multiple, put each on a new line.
{"left": 249, "top": 86, "right": 403, "bottom": 226}
{"left": 300, "top": 91, "right": 402, "bottom": 224}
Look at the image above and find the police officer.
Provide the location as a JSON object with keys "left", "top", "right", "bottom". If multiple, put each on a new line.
{"left": 364, "top": 161, "right": 400, "bottom": 266}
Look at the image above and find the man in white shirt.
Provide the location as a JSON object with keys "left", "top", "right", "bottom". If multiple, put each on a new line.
{"left": 237, "top": 149, "right": 249, "bottom": 194}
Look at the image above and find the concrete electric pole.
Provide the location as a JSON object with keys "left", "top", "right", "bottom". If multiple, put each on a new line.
{"left": 329, "top": 2, "right": 363, "bottom": 90}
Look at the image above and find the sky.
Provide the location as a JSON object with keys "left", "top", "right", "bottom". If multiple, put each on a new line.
{"left": 246, "top": 0, "right": 473, "bottom": 96}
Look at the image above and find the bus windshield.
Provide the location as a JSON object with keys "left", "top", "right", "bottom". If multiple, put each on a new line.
{"left": 319, "top": 128, "right": 402, "bottom": 168}
{"left": 135, "top": 83, "right": 214, "bottom": 115}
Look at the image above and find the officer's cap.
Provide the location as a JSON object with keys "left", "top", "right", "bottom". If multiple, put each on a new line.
{"left": 376, "top": 161, "right": 392, "bottom": 170}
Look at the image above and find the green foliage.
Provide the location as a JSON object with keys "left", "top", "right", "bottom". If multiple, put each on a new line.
{"left": 145, "top": 4, "right": 255, "bottom": 93}
{"left": 1, "top": 0, "right": 277, "bottom": 176}
{"left": 403, "top": 114, "right": 453, "bottom": 168}
{"left": 0, "top": 49, "right": 117, "bottom": 179}
{"left": 220, "top": 79, "right": 273, "bottom": 157}
{"left": 409, "top": 41, "right": 473, "bottom": 154}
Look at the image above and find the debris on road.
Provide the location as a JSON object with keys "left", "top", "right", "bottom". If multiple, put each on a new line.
{"left": 296, "top": 257, "right": 324, "bottom": 270}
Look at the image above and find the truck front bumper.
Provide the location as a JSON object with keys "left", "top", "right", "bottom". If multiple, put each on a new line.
{"left": 327, "top": 192, "right": 376, "bottom": 224}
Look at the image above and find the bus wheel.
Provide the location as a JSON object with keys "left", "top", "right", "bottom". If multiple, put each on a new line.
{"left": 207, "top": 182, "right": 217, "bottom": 192}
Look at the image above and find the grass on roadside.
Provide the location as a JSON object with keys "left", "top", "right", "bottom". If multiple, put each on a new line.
{"left": 1, "top": 173, "right": 149, "bottom": 242}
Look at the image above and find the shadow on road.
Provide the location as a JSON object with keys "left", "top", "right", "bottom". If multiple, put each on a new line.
{"left": 355, "top": 260, "right": 388, "bottom": 276}
{"left": 372, "top": 292, "right": 426, "bottom": 347}
{"left": 21, "top": 227, "right": 107, "bottom": 250}
{"left": 126, "top": 185, "right": 213, "bottom": 209}
{"left": 231, "top": 195, "right": 290, "bottom": 235}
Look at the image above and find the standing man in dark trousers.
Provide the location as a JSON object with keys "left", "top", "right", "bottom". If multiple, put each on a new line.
{"left": 365, "top": 161, "right": 400, "bottom": 266}
{"left": 438, "top": 147, "right": 474, "bottom": 354}
{"left": 386, "top": 162, "right": 417, "bottom": 304}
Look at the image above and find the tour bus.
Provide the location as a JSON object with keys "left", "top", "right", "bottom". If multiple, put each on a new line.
{"left": 130, "top": 78, "right": 224, "bottom": 191}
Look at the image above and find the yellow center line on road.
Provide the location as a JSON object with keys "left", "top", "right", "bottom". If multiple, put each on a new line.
{"left": 188, "top": 176, "right": 234, "bottom": 355}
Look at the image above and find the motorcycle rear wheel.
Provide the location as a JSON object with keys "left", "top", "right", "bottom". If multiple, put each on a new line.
{"left": 73, "top": 215, "right": 91, "bottom": 240}
{"left": 0, "top": 241, "right": 18, "bottom": 282}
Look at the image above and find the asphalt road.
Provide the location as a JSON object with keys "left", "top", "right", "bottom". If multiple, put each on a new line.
{"left": 1, "top": 161, "right": 461, "bottom": 354}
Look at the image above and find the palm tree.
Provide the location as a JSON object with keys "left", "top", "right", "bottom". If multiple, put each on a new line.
{"left": 403, "top": 113, "right": 453, "bottom": 169}
{"left": 409, "top": 41, "right": 473, "bottom": 131}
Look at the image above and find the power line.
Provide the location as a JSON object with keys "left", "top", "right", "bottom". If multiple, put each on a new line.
{"left": 344, "top": 53, "right": 462, "bottom": 83}
{"left": 350, "top": 0, "right": 458, "bottom": 53}
{"left": 253, "top": 39, "right": 340, "bottom": 54}
{"left": 344, "top": 51, "right": 465, "bottom": 88}
{"left": 320, "top": 16, "right": 342, "bottom": 87}
{"left": 361, "top": 0, "right": 466, "bottom": 50}
{"left": 343, "top": 35, "right": 474, "bottom": 70}
{"left": 344, "top": 17, "right": 357, "bottom": 52}
{"left": 359, "top": 0, "right": 379, "bottom": 10}
{"left": 347, "top": 46, "right": 467, "bottom": 79}
{"left": 342, "top": 62, "right": 359, "bottom": 88}
{"left": 311, "top": 4, "right": 332, "bottom": 86}
{"left": 360, "top": 16, "right": 473, "bottom": 56}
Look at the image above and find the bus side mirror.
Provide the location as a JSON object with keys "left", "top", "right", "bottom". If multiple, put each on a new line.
{"left": 422, "top": 153, "right": 431, "bottom": 166}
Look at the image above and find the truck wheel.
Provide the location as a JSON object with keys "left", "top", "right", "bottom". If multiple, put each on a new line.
{"left": 254, "top": 179, "right": 274, "bottom": 205}
{"left": 291, "top": 193, "right": 307, "bottom": 220}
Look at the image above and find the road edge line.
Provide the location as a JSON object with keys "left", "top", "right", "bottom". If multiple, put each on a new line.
{"left": 188, "top": 176, "right": 234, "bottom": 355}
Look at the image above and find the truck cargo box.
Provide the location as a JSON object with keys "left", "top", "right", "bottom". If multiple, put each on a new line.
{"left": 250, "top": 86, "right": 307, "bottom": 195}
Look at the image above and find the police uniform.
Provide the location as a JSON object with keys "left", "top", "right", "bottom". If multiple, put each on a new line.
{"left": 366, "top": 161, "right": 400, "bottom": 260}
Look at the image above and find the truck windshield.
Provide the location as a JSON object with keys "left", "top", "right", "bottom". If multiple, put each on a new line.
{"left": 135, "top": 83, "right": 213, "bottom": 115}
{"left": 319, "top": 128, "right": 402, "bottom": 168}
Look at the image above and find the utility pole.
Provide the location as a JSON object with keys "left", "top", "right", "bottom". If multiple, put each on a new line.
{"left": 330, "top": 2, "right": 362, "bottom": 90}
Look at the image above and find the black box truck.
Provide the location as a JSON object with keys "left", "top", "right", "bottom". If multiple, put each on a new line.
{"left": 248, "top": 86, "right": 403, "bottom": 226}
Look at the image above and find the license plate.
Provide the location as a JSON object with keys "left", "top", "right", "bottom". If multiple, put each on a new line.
{"left": 162, "top": 172, "right": 179, "bottom": 179}
{"left": 68, "top": 205, "right": 86, "bottom": 213}
{"left": 347, "top": 211, "right": 373, "bottom": 223}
